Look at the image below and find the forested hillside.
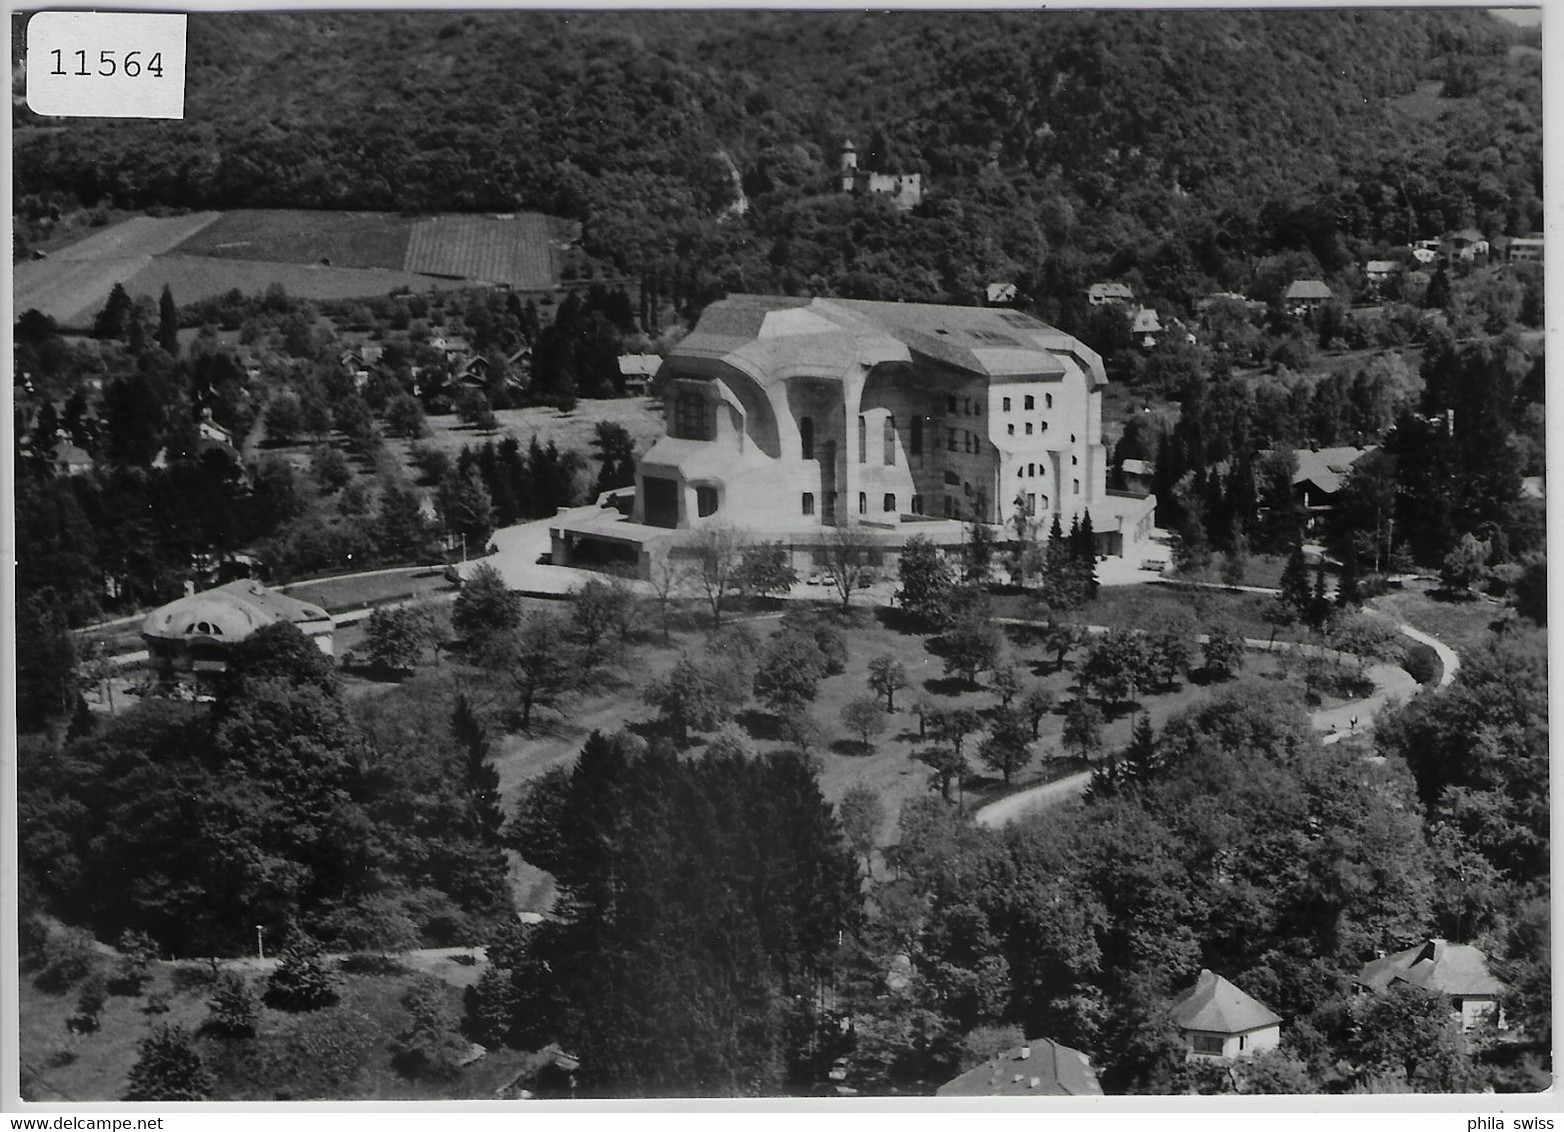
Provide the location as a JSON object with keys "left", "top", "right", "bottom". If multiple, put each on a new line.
{"left": 14, "top": 9, "right": 1542, "bottom": 314}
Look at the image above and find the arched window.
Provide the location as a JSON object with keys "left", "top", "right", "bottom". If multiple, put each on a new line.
{"left": 858, "top": 416, "right": 867, "bottom": 463}
{"left": 883, "top": 493, "right": 896, "bottom": 513}
{"left": 1046, "top": 394, "right": 1054, "bottom": 409}
{"left": 802, "top": 493, "right": 815, "bottom": 516}
{"left": 884, "top": 415, "right": 896, "bottom": 464}
{"left": 1024, "top": 395, "right": 1035, "bottom": 410}
{"left": 801, "top": 416, "right": 815, "bottom": 460}
{"left": 697, "top": 486, "right": 719, "bottom": 517}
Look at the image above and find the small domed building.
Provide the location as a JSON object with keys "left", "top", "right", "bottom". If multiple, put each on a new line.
{"left": 141, "top": 579, "right": 334, "bottom": 685}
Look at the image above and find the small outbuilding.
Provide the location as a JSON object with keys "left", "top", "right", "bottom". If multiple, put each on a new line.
{"left": 1169, "top": 969, "right": 1283, "bottom": 1060}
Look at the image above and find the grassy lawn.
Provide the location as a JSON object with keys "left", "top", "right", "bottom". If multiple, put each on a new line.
{"left": 20, "top": 960, "right": 536, "bottom": 1102}
{"left": 473, "top": 596, "right": 1333, "bottom": 891}
{"left": 1368, "top": 578, "right": 1541, "bottom": 659}
{"left": 990, "top": 583, "right": 1315, "bottom": 646}
{"left": 417, "top": 398, "right": 667, "bottom": 466}
{"left": 174, "top": 209, "right": 416, "bottom": 270}
{"left": 280, "top": 568, "right": 456, "bottom": 612}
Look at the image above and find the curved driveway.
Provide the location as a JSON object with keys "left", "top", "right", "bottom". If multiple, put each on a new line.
{"left": 973, "top": 618, "right": 1453, "bottom": 829}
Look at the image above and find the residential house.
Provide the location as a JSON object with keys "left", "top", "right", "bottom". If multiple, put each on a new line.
{"left": 1507, "top": 235, "right": 1544, "bottom": 263}
{"left": 49, "top": 438, "right": 94, "bottom": 477}
{"left": 985, "top": 282, "right": 1018, "bottom": 306}
{"left": 1170, "top": 969, "right": 1283, "bottom": 1060}
{"left": 1364, "top": 261, "right": 1398, "bottom": 283}
{"left": 1442, "top": 228, "right": 1490, "bottom": 264}
{"left": 935, "top": 1037, "right": 1103, "bottom": 1097}
{"left": 617, "top": 353, "right": 663, "bottom": 396}
{"left": 1355, "top": 939, "right": 1507, "bottom": 1032}
{"left": 1118, "top": 457, "right": 1154, "bottom": 495}
{"left": 1283, "top": 280, "right": 1333, "bottom": 316}
{"left": 1258, "top": 445, "right": 1371, "bottom": 533}
{"left": 142, "top": 579, "right": 334, "bottom": 686}
{"left": 1130, "top": 306, "right": 1163, "bottom": 349}
{"left": 1087, "top": 281, "right": 1135, "bottom": 306}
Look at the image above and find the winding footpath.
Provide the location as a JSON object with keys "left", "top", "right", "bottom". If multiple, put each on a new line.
{"left": 973, "top": 613, "right": 1460, "bottom": 829}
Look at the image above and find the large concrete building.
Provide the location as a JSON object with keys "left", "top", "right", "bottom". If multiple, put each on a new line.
{"left": 628, "top": 294, "right": 1156, "bottom": 555}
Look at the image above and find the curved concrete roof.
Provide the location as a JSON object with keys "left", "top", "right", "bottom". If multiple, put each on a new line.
{"left": 142, "top": 580, "right": 330, "bottom": 642}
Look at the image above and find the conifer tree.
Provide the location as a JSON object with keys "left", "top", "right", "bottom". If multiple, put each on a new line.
{"left": 1280, "top": 544, "right": 1312, "bottom": 620}
{"left": 1122, "top": 713, "right": 1159, "bottom": 783}
{"left": 1077, "top": 510, "right": 1100, "bottom": 599}
{"left": 157, "top": 285, "right": 180, "bottom": 355}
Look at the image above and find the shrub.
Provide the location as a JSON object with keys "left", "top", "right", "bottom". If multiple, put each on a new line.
{"left": 205, "top": 972, "right": 259, "bottom": 1038}
{"left": 69, "top": 971, "right": 108, "bottom": 1033}
{"left": 264, "top": 938, "right": 340, "bottom": 1012}
{"left": 123, "top": 1024, "right": 212, "bottom": 1101}
{"left": 112, "top": 929, "right": 158, "bottom": 995}
{"left": 1402, "top": 643, "right": 1443, "bottom": 686}
{"left": 390, "top": 979, "right": 469, "bottom": 1080}
{"left": 33, "top": 929, "right": 99, "bottom": 993}
{"left": 338, "top": 953, "right": 407, "bottom": 977}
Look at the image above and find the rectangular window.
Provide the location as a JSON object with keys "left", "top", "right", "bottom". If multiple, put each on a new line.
{"left": 801, "top": 416, "right": 815, "bottom": 459}
{"left": 1046, "top": 393, "right": 1054, "bottom": 409}
{"left": 948, "top": 428, "right": 958, "bottom": 452}
{"left": 1002, "top": 397, "right": 1012, "bottom": 412}
{"left": 1024, "top": 394, "right": 1035, "bottom": 410}
{"left": 1026, "top": 493, "right": 1036, "bottom": 514}
{"left": 884, "top": 416, "right": 896, "bottom": 465}
{"left": 883, "top": 493, "right": 896, "bottom": 513}
{"left": 947, "top": 395, "right": 957, "bottom": 414}
{"left": 1025, "top": 422, "right": 1034, "bottom": 435}
{"left": 675, "top": 392, "right": 708, "bottom": 440}
{"left": 1192, "top": 1034, "right": 1225, "bottom": 1056}
{"left": 859, "top": 491, "right": 867, "bottom": 515}
{"left": 1074, "top": 478, "right": 1081, "bottom": 494}
{"left": 911, "top": 416, "right": 923, "bottom": 456}
{"left": 802, "top": 492, "right": 815, "bottom": 516}
{"left": 1007, "top": 423, "right": 1015, "bottom": 436}
{"left": 858, "top": 416, "right": 867, "bottom": 464}
{"left": 911, "top": 494, "right": 922, "bottom": 514}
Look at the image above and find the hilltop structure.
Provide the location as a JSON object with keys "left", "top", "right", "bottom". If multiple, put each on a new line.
{"left": 838, "top": 139, "right": 922, "bottom": 212}
{"left": 142, "top": 579, "right": 334, "bottom": 686}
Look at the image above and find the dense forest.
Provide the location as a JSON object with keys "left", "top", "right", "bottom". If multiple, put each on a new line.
{"left": 14, "top": 10, "right": 1543, "bottom": 317}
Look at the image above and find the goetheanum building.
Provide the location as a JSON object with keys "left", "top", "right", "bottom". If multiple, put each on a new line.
{"left": 548, "top": 295, "right": 1156, "bottom": 578}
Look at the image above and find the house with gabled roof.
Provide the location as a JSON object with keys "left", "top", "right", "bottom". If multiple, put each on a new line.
{"left": 935, "top": 1036, "right": 1103, "bottom": 1097}
{"left": 1087, "top": 281, "right": 1135, "bottom": 306}
{"left": 1355, "top": 939, "right": 1506, "bottom": 1032}
{"left": 1170, "top": 969, "right": 1282, "bottom": 1060}
{"left": 1283, "top": 280, "right": 1333, "bottom": 316}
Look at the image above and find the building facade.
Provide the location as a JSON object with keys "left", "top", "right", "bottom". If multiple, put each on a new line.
{"left": 631, "top": 295, "right": 1156, "bottom": 557}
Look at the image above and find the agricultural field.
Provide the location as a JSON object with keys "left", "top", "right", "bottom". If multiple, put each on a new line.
{"left": 12, "top": 211, "right": 222, "bottom": 326}
{"left": 404, "top": 214, "right": 557, "bottom": 289}
{"left": 13, "top": 207, "right": 573, "bottom": 330}
{"left": 175, "top": 209, "right": 418, "bottom": 269}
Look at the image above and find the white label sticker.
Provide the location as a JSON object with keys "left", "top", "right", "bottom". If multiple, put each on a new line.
{"left": 25, "top": 12, "right": 187, "bottom": 120}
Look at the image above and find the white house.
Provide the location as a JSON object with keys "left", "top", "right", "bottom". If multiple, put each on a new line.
{"left": 1355, "top": 939, "right": 1507, "bottom": 1032}
{"left": 1169, "top": 969, "right": 1283, "bottom": 1060}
